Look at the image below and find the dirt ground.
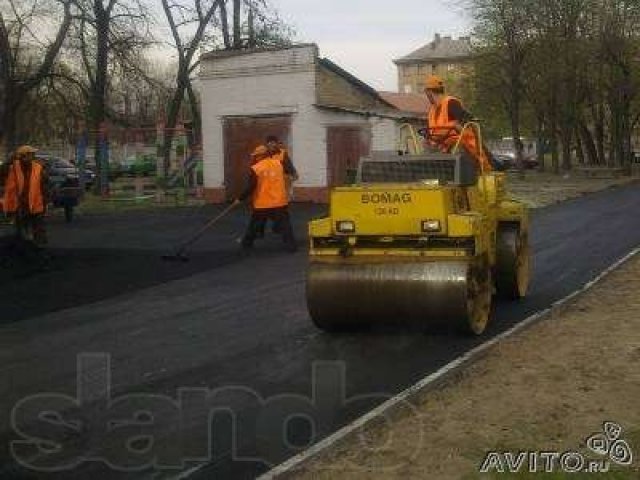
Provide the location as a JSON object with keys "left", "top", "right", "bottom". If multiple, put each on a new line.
{"left": 506, "top": 171, "right": 637, "bottom": 208}
{"left": 289, "top": 254, "right": 640, "bottom": 479}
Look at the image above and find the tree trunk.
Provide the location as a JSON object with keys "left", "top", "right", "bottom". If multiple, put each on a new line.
{"left": 594, "top": 105, "right": 606, "bottom": 165}
{"left": 2, "top": 91, "right": 19, "bottom": 156}
{"left": 509, "top": 122, "right": 525, "bottom": 178}
{"left": 578, "top": 123, "right": 598, "bottom": 165}
{"left": 560, "top": 127, "right": 572, "bottom": 171}
{"left": 508, "top": 72, "right": 524, "bottom": 179}
{"left": 620, "top": 75, "right": 632, "bottom": 172}
{"left": 574, "top": 126, "right": 585, "bottom": 166}
{"left": 607, "top": 126, "right": 616, "bottom": 167}
{"left": 233, "top": 0, "right": 241, "bottom": 48}
{"left": 550, "top": 92, "right": 559, "bottom": 174}
{"left": 186, "top": 80, "right": 201, "bottom": 146}
{"left": 220, "top": 1, "right": 231, "bottom": 49}
{"left": 247, "top": 2, "right": 255, "bottom": 48}
{"left": 550, "top": 133, "right": 559, "bottom": 174}
{"left": 162, "top": 81, "right": 187, "bottom": 176}
{"left": 90, "top": 6, "right": 111, "bottom": 194}
{"left": 622, "top": 107, "right": 632, "bottom": 173}
{"left": 535, "top": 117, "right": 545, "bottom": 172}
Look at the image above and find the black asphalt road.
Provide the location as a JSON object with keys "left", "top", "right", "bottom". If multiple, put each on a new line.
{"left": 1, "top": 184, "right": 639, "bottom": 480}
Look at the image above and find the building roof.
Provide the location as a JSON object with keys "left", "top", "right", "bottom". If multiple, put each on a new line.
{"left": 394, "top": 34, "right": 472, "bottom": 64}
{"left": 318, "top": 58, "right": 384, "bottom": 101}
{"left": 378, "top": 92, "right": 428, "bottom": 115}
{"left": 200, "top": 43, "right": 317, "bottom": 61}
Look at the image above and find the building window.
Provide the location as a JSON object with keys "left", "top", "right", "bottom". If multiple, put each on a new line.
{"left": 431, "top": 64, "right": 437, "bottom": 73}
{"left": 447, "top": 63, "right": 455, "bottom": 72}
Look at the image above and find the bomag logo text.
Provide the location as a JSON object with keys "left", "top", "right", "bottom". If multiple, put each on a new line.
{"left": 361, "top": 192, "right": 413, "bottom": 204}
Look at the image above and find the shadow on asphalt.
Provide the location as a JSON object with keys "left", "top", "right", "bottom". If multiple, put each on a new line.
{"left": 1, "top": 204, "right": 327, "bottom": 323}
{"left": 0, "top": 239, "right": 298, "bottom": 324}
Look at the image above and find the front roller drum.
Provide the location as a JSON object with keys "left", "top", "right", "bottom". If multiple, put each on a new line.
{"left": 306, "top": 258, "right": 491, "bottom": 335}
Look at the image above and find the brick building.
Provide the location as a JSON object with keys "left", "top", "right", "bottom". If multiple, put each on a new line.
{"left": 199, "top": 44, "right": 421, "bottom": 204}
{"left": 394, "top": 34, "right": 473, "bottom": 96}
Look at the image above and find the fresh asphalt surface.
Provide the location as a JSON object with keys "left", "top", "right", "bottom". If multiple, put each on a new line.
{"left": 1, "top": 183, "right": 639, "bottom": 479}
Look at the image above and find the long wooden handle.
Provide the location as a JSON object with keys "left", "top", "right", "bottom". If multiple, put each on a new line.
{"left": 177, "top": 202, "right": 239, "bottom": 253}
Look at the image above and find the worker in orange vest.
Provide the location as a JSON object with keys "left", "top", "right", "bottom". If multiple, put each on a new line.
{"left": 236, "top": 135, "right": 299, "bottom": 252}
{"left": 3, "top": 145, "right": 49, "bottom": 246}
{"left": 423, "top": 75, "right": 493, "bottom": 172}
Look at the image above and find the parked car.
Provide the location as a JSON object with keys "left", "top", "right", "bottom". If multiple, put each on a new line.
{"left": 491, "top": 149, "right": 539, "bottom": 170}
{"left": 37, "top": 155, "right": 84, "bottom": 222}
{"left": 81, "top": 167, "right": 97, "bottom": 190}
{"left": 492, "top": 152, "right": 515, "bottom": 170}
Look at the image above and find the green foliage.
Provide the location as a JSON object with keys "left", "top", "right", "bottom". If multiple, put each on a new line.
{"left": 469, "top": 0, "right": 640, "bottom": 168}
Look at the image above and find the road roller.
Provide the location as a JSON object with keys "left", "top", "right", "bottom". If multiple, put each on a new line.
{"left": 306, "top": 136, "right": 530, "bottom": 335}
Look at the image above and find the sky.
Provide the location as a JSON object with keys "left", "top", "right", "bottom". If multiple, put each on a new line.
{"left": 272, "top": 0, "right": 472, "bottom": 92}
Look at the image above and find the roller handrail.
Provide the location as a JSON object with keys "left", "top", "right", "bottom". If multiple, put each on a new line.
{"left": 451, "top": 122, "right": 488, "bottom": 174}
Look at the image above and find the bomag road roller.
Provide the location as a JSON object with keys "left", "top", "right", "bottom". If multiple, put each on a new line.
{"left": 306, "top": 124, "right": 530, "bottom": 335}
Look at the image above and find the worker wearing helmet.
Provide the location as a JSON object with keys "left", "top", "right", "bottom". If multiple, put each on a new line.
{"left": 250, "top": 144, "right": 268, "bottom": 165}
{"left": 424, "top": 75, "right": 492, "bottom": 172}
{"left": 235, "top": 135, "right": 299, "bottom": 252}
{"left": 3, "top": 145, "right": 49, "bottom": 246}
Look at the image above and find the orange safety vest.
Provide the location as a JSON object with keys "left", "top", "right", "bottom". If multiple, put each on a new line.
{"left": 427, "top": 95, "right": 491, "bottom": 172}
{"left": 251, "top": 151, "right": 288, "bottom": 209}
{"left": 3, "top": 160, "right": 46, "bottom": 214}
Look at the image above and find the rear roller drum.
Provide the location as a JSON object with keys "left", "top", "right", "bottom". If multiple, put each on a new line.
{"left": 495, "top": 223, "right": 530, "bottom": 299}
{"left": 461, "top": 260, "right": 491, "bottom": 335}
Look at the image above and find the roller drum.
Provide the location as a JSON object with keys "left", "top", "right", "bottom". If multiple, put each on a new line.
{"left": 495, "top": 223, "right": 530, "bottom": 299}
{"left": 307, "top": 259, "right": 488, "bottom": 332}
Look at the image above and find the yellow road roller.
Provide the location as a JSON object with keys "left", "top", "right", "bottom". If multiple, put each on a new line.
{"left": 306, "top": 127, "right": 530, "bottom": 335}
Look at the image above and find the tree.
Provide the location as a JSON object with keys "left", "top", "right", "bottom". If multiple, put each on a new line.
{"left": 0, "top": 0, "right": 73, "bottom": 155}
{"left": 598, "top": 0, "right": 640, "bottom": 169}
{"left": 160, "top": 0, "right": 223, "bottom": 175}
{"left": 159, "top": 0, "right": 292, "bottom": 176}
{"left": 470, "top": 0, "right": 640, "bottom": 173}
{"left": 471, "top": 0, "right": 534, "bottom": 176}
{"left": 70, "top": 0, "right": 150, "bottom": 191}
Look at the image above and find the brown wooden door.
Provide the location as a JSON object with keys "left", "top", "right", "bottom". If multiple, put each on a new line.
{"left": 327, "top": 126, "right": 371, "bottom": 186}
{"left": 223, "top": 116, "right": 291, "bottom": 199}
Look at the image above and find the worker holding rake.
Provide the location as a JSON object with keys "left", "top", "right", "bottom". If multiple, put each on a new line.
{"left": 236, "top": 135, "right": 299, "bottom": 253}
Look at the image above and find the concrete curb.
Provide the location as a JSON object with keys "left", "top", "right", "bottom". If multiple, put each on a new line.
{"left": 257, "top": 245, "right": 640, "bottom": 480}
